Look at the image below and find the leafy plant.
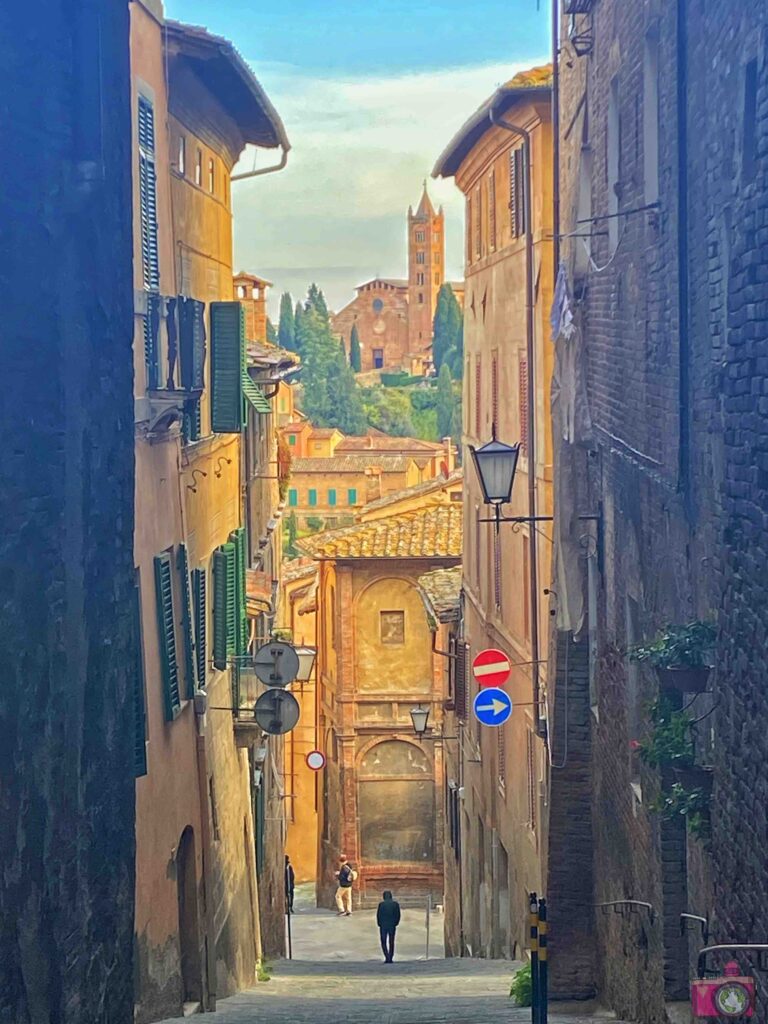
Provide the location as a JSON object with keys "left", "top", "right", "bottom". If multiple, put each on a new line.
{"left": 638, "top": 697, "right": 694, "bottom": 769}
{"left": 257, "top": 961, "right": 272, "bottom": 983}
{"left": 629, "top": 621, "right": 716, "bottom": 669}
{"left": 651, "top": 783, "right": 710, "bottom": 840}
{"left": 510, "top": 962, "right": 532, "bottom": 1006}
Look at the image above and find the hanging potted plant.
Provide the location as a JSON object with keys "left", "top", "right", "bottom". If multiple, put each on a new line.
{"left": 639, "top": 697, "right": 714, "bottom": 793}
{"left": 629, "top": 621, "right": 716, "bottom": 693}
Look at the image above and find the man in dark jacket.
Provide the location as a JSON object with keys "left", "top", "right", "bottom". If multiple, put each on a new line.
{"left": 376, "top": 890, "right": 401, "bottom": 963}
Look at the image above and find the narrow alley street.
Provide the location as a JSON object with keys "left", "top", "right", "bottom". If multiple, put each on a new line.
{"left": 156, "top": 890, "right": 619, "bottom": 1024}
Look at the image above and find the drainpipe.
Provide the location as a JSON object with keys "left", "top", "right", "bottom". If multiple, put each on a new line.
{"left": 489, "top": 98, "right": 544, "bottom": 737}
{"left": 231, "top": 145, "right": 290, "bottom": 182}
{"left": 552, "top": 0, "right": 561, "bottom": 276}
{"left": 676, "top": 0, "right": 691, "bottom": 503}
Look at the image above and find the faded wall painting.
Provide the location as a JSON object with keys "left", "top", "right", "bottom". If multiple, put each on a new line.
{"left": 356, "top": 578, "right": 432, "bottom": 693}
{"left": 358, "top": 741, "right": 435, "bottom": 863}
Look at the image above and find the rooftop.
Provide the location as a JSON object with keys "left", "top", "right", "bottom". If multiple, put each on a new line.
{"left": 432, "top": 63, "right": 552, "bottom": 179}
{"left": 418, "top": 566, "right": 463, "bottom": 624}
{"left": 337, "top": 434, "right": 443, "bottom": 454}
{"left": 282, "top": 559, "right": 318, "bottom": 584}
{"left": 290, "top": 455, "right": 412, "bottom": 474}
{"left": 247, "top": 340, "right": 300, "bottom": 370}
{"left": 165, "top": 21, "right": 290, "bottom": 151}
{"left": 299, "top": 503, "right": 462, "bottom": 561}
{"left": 360, "top": 469, "right": 463, "bottom": 515}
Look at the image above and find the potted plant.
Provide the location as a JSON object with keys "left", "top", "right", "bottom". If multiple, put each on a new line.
{"left": 630, "top": 621, "right": 716, "bottom": 693}
{"left": 638, "top": 697, "right": 695, "bottom": 770}
{"left": 651, "top": 782, "right": 711, "bottom": 842}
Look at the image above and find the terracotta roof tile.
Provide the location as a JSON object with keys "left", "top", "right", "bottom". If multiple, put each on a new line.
{"left": 418, "top": 566, "right": 462, "bottom": 624}
{"left": 299, "top": 504, "right": 462, "bottom": 560}
{"left": 290, "top": 455, "right": 412, "bottom": 474}
{"left": 360, "top": 469, "right": 463, "bottom": 514}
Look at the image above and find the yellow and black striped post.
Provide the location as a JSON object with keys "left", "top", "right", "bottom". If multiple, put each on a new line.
{"left": 538, "top": 897, "right": 548, "bottom": 1024}
{"left": 529, "top": 892, "right": 540, "bottom": 1024}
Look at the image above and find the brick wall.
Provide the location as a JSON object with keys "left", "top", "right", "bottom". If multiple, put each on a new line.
{"left": 0, "top": 4, "right": 137, "bottom": 1021}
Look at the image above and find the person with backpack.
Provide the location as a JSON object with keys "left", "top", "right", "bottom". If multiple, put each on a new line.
{"left": 334, "top": 855, "right": 357, "bottom": 915}
{"left": 376, "top": 890, "right": 401, "bottom": 963}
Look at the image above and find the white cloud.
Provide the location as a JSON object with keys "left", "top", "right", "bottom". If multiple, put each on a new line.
{"left": 231, "top": 57, "right": 548, "bottom": 315}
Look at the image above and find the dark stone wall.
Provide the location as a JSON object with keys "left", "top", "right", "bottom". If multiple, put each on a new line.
{"left": 0, "top": 4, "right": 136, "bottom": 1023}
{"left": 684, "top": 2, "right": 768, "bottom": 994}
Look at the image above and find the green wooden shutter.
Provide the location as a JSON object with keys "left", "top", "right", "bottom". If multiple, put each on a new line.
{"left": 288, "top": 488, "right": 298, "bottom": 507}
{"left": 213, "top": 548, "right": 230, "bottom": 670}
{"left": 177, "top": 544, "right": 196, "bottom": 699}
{"left": 229, "top": 528, "right": 248, "bottom": 655}
{"left": 154, "top": 553, "right": 181, "bottom": 721}
{"left": 328, "top": 488, "right": 337, "bottom": 507}
{"left": 133, "top": 582, "right": 148, "bottom": 777}
{"left": 309, "top": 488, "right": 317, "bottom": 507}
{"left": 192, "top": 567, "right": 207, "bottom": 688}
{"left": 348, "top": 488, "right": 357, "bottom": 505}
{"left": 210, "top": 302, "right": 244, "bottom": 433}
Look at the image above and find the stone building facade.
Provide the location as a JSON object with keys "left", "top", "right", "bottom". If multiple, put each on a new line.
{"left": 301, "top": 504, "right": 462, "bottom": 909}
{"left": 234, "top": 271, "right": 272, "bottom": 344}
{"left": 0, "top": 4, "right": 137, "bottom": 1021}
{"left": 547, "top": 2, "right": 768, "bottom": 1020}
{"left": 433, "top": 67, "right": 554, "bottom": 961}
{"left": 331, "top": 187, "right": 463, "bottom": 374}
{"left": 129, "top": 5, "right": 291, "bottom": 1019}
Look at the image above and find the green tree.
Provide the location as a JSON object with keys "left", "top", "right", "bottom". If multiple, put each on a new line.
{"left": 294, "top": 300, "right": 305, "bottom": 354}
{"left": 432, "top": 283, "right": 463, "bottom": 373}
{"left": 306, "top": 282, "right": 329, "bottom": 320}
{"left": 448, "top": 320, "right": 464, "bottom": 379}
{"left": 436, "top": 363, "right": 455, "bottom": 439}
{"left": 284, "top": 512, "right": 299, "bottom": 558}
{"left": 349, "top": 324, "right": 362, "bottom": 372}
{"left": 266, "top": 318, "right": 278, "bottom": 345}
{"left": 278, "top": 292, "right": 295, "bottom": 350}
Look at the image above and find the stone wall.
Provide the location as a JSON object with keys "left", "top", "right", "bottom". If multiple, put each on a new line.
{"left": 0, "top": 3, "right": 136, "bottom": 1021}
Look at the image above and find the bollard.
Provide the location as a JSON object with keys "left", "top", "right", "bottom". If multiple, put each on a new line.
{"left": 538, "top": 897, "right": 548, "bottom": 1024}
{"left": 529, "top": 892, "right": 540, "bottom": 1024}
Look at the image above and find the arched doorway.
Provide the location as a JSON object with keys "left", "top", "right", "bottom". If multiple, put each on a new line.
{"left": 177, "top": 826, "right": 202, "bottom": 1006}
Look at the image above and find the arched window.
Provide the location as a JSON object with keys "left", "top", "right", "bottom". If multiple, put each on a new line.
{"left": 372, "top": 298, "right": 384, "bottom": 314}
{"left": 358, "top": 741, "right": 434, "bottom": 863}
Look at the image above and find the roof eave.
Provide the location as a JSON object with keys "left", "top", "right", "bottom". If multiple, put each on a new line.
{"left": 432, "top": 84, "right": 551, "bottom": 180}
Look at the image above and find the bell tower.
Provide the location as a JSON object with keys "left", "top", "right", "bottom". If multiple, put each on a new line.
{"left": 407, "top": 182, "right": 445, "bottom": 360}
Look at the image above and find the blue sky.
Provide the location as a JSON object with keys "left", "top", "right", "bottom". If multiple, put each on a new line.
{"left": 165, "top": 0, "right": 550, "bottom": 314}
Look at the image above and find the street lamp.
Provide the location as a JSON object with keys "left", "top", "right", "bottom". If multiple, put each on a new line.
{"left": 410, "top": 705, "right": 431, "bottom": 736}
{"left": 469, "top": 434, "right": 521, "bottom": 506}
{"left": 294, "top": 645, "right": 317, "bottom": 683}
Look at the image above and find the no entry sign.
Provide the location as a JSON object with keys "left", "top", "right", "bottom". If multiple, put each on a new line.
{"left": 472, "top": 648, "right": 511, "bottom": 689}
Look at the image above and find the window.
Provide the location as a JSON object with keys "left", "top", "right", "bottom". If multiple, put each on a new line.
{"left": 474, "top": 355, "right": 482, "bottom": 436}
{"left": 526, "top": 728, "right": 537, "bottom": 829}
{"left": 328, "top": 488, "right": 337, "bottom": 507}
{"left": 182, "top": 398, "right": 201, "bottom": 445}
{"left": 518, "top": 354, "right": 529, "bottom": 454}
{"left": 380, "top": 611, "right": 405, "bottom": 645}
{"left": 373, "top": 348, "right": 384, "bottom": 369}
{"left": 177, "top": 544, "right": 195, "bottom": 700}
{"left": 195, "top": 148, "right": 202, "bottom": 186}
{"left": 474, "top": 184, "right": 482, "bottom": 258}
{"left": 435, "top": 253, "right": 441, "bottom": 264}
{"left": 288, "top": 434, "right": 296, "bottom": 446}
{"left": 643, "top": 33, "right": 660, "bottom": 204}
{"left": 288, "top": 488, "right": 298, "bottom": 507}
{"left": 743, "top": 59, "right": 758, "bottom": 183}
{"left": 435, "top": 273, "right": 440, "bottom": 285}
{"left": 208, "top": 157, "right": 215, "bottom": 193}
{"left": 347, "top": 488, "right": 357, "bottom": 505}
{"left": 373, "top": 297, "right": 384, "bottom": 313}
{"left": 416, "top": 272, "right": 424, "bottom": 285}
{"left": 466, "top": 194, "right": 473, "bottom": 265}
{"left": 607, "top": 76, "right": 620, "bottom": 251}
{"left": 154, "top": 551, "right": 181, "bottom": 721}
{"left": 416, "top": 251, "right": 425, "bottom": 265}
{"left": 418, "top": 293, "right": 424, "bottom": 304}
{"left": 210, "top": 302, "right": 245, "bottom": 433}
{"left": 489, "top": 169, "right": 497, "bottom": 250}
{"left": 212, "top": 543, "right": 235, "bottom": 670}
{"left": 192, "top": 567, "right": 207, "bottom": 690}
{"left": 308, "top": 488, "right": 318, "bottom": 506}
{"left": 510, "top": 147, "right": 526, "bottom": 237}
{"left": 137, "top": 96, "right": 159, "bottom": 297}
{"left": 178, "top": 134, "right": 186, "bottom": 176}
{"left": 415, "top": 230, "right": 425, "bottom": 243}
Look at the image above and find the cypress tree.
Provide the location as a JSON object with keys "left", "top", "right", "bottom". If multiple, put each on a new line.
{"left": 278, "top": 292, "right": 295, "bottom": 350}
{"left": 432, "top": 283, "right": 462, "bottom": 372}
{"left": 350, "top": 324, "right": 362, "bottom": 372}
{"left": 266, "top": 318, "right": 278, "bottom": 345}
{"left": 436, "top": 363, "right": 455, "bottom": 440}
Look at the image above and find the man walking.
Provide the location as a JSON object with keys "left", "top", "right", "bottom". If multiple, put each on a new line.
{"left": 285, "top": 854, "right": 295, "bottom": 912}
{"left": 334, "top": 855, "right": 356, "bottom": 916}
{"left": 376, "top": 890, "right": 401, "bottom": 963}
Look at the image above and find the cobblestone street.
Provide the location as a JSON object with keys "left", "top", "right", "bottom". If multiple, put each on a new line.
{"left": 157, "top": 892, "right": 620, "bottom": 1024}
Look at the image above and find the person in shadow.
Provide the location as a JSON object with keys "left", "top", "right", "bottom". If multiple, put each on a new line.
{"left": 376, "top": 890, "right": 401, "bottom": 963}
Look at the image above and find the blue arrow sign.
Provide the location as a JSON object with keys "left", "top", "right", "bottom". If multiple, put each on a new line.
{"left": 473, "top": 686, "right": 513, "bottom": 727}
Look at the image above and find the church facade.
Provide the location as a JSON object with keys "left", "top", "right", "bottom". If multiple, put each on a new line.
{"left": 331, "top": 186, "right": 463, "bottom": 375}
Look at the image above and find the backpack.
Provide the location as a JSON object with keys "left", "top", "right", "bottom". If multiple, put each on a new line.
{"left": 339, "top": 864, "right": 354, "bottom": 887}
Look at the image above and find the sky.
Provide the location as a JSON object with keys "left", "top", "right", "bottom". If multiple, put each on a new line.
{"left": 165, "top": 1, "right": 550, "bottom": 316}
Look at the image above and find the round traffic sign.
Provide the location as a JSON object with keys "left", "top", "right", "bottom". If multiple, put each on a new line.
{"left": 472, "top": 648, "right": 511, "bottom": 689}
{"left": 252, "top": 641, "right": 300, "bottom": 687}
{"left": 473, "top": 687, "right": 513, "bottom": 727}
{"left": 306, "top": 750, "right": 326, "bottom": 771}
{"left": 253, "top": 689, "right": 301, "bottom": 735}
